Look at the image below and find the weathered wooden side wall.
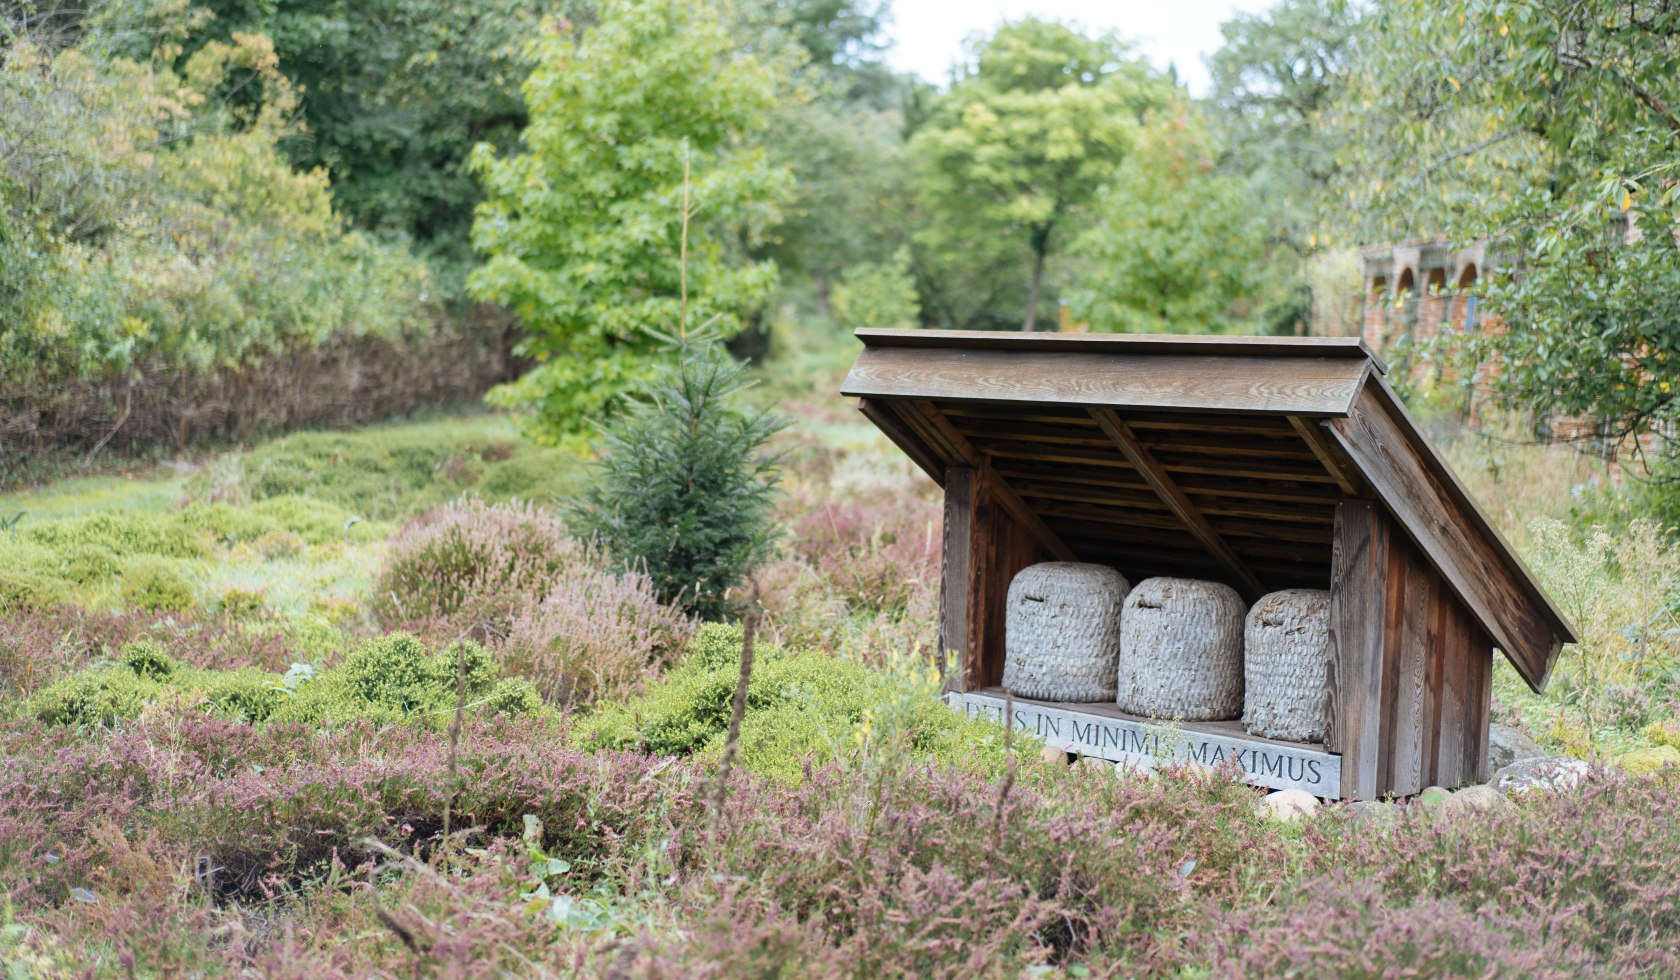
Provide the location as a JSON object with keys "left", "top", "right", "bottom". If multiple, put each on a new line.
{"left": 1329, "top": 500, "right": 1492, "bottom": 799}
{"left": 941, "top": 465, "right": 1048, "bottom": 691}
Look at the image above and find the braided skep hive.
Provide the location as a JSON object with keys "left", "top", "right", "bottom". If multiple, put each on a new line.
{"left": 1002, "top": 563, "right": 1131, "bottom": 702}
{"left": 1115, "top": 577, "right": 1245, "bottom": 720}
{"left": 1242, "top": 589, "right": 1332, "bottom": 742}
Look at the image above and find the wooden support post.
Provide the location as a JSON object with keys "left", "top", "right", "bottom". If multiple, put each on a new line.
{"left": 940, "top": 467, "right": 976, "bottom": 692}
{"left": 937, "top": 462, "right": 1050, "bottom": 692}
{"left": 1329, "top": 500, "right": 1388, "bottom": 799}
{"left": 1089, "top": 407, "right": 1266, "bottom": 602}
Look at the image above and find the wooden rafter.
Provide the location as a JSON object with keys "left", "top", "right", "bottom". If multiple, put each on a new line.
{"left": 1088, "top": 407, "right": 1267, "bottom": 602}
{"left": 1288, "top": 415, "right": 1365, "bottom": 497}
{"left": 889, "top": 400, "right": 1078, "bottom": 563}
{"left": 857, "top": 398, "right": 942, "bottom": 483}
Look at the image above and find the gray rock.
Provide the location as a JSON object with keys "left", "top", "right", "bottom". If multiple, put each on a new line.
{"left": 1260, "top": 789, "right": 1319, "bottom": 823}
{"left": 1039, "top": 744, "right": 1072, "bottom": 767}
{"left": 1490, "top": 755, "right": 1593, "bottom": 796}
{"left": 1442, "top": 784, "right": 1512, "bottom": 814}
{"left": 1487, "top": 723, "right": 1546, "bottom": 772}
{"left": 1074, "top": 755, "right": 1115, "bottom": 775}
{"left": 1416, "top": 785, "right": 1452, "bottom": 806}
{"left": 1347, "top": 800, "right": 1402, "bottom": 827}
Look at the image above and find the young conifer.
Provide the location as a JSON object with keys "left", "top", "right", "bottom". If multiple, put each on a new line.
{"left": 570, "top": 339, "right": 783, "bottom": 621}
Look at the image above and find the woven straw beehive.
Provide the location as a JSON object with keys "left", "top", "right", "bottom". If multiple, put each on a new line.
{"left": 1242, "top": 589, "right": 1332, "bottom": 742}
{"left": 1002, "top": 563, "right": 1131, "bottom": 702}
{"left": 1115, "top": 577, "right": 1245, "bottom": 720}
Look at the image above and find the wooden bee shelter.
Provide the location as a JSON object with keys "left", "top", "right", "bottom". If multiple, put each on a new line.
{"left": 841, "top": 329, "right": 1578, "bottom": 800}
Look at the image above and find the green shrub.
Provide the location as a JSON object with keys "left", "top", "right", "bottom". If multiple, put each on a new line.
{"left": 28, "top": 668, "right": 166, "bottom": 726}
{"left": 23, "top": 513, "right": 209, "bottom": 560}
{"left": 0, "top": 569, "right": 69, "bottom": 614}
{"left": 25, "top": 632, "right": 541, "bottom": 729}
{"left": 119, "top": 561, "right": 195, "bottom": 612}
{"left": 484, "top": 677, "right": 545, "bottom": 716}
{"left": 119, "top": 640, "right": 176, "bottom": 680}
{"left": 580, "top": 627, "right": 1007, "bottom": 784}
{"left": 50, "top": 543, "right": 125, "bottom": 586}
{"left": 200, "top": 668, "right": 294, "bottom": 723}
{"left": 178, "top": 495, "right": 385, "bottom": 547}
{"left": 336, "top": 632, "right": 498, "bottom": 713}
{"left": 683, "top": 622, "right": 784, "bottom": 672}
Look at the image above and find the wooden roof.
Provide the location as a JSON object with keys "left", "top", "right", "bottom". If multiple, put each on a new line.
{"left": 841, "top": 328, "right": 1577, "bottom": 692}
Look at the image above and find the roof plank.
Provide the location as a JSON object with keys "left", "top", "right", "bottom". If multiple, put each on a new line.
{"left": 854, "top": 328, "right": 1387, "bottom": 373}
{"left": 841, "top": 346, "right": 1373, "bottom": 417}
{"left": 886, "top": 400, "right": 1078, "bottom": 563}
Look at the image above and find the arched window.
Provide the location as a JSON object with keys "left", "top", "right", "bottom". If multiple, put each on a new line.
{"left": 1458, "top": 263, "right": 1481, "bottom": 332}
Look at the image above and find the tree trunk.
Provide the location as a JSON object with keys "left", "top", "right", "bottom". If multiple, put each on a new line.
{"left": 813, "top": 270, "right": 831, "bottom": 319}
{"left": 1023, "top": 227, "right": 1050, "bottom": 332}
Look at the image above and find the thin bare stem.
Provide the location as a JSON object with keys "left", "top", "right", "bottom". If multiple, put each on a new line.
{"left": 679, "top": 140, "right": 691, "bottom": 343}
{"left": 992, "top": 689, "right": 1016, "bottom": 855}
{"left": 707, "top": 580, "right": 761, "bottom": 847}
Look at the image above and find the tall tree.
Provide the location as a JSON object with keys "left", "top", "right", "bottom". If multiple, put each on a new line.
{"left": 908, "top": 18, "right": 1164, "bottom": 331}
{"left": 1066, "top": 104, "right": 1271, "bottom": 333}
{"left": 139, "top": 0, "right": 556, "bottom": 276}
{"left": 468, "top": 0, "right": 791, "bottom": 441}
{"left": 1344, "top": 0, "right": 1680, "bottom": 459}
{"left": 1204, "top": 0, "right": 1362, "bottom": 334}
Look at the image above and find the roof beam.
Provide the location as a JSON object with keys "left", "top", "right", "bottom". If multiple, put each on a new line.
{"left": 892, "top": 400, "right": 1078, "bottom": 563}
{"left": 1288, "top": 415, "right": 1366, "bottom": 497}
{"left": 1089, "top": 408, "right": 1267, "bottom": 602}
{"left": 857, "top": 398, "right": 943, "bottom": 484}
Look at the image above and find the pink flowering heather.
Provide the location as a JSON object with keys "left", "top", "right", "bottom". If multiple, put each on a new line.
{"left": 786, "top": 486, "right": 941, "bottom": 614}
{"left": 0, "top": 604, "right": 299, "bottom": 695}
{"left": 372, "top": 499, "right": 579, "bottom": 639}
{"left": 500, "top": 561, "right": 693, "bottom": 708}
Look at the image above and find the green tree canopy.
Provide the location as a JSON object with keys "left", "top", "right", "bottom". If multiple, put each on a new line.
{"left": 908, "top": 18, "right": 1165, "bottom": 331}
{"left": 468, "top": 0, "right": 792, "bottom": 441}
{"left": 1066, "top": 105, "right": 1271, "bottom": 333}
{"left": 105, "top": 0, "right": 557, "bottom": 276}
{"left": 1344, "top": 0, "right": 1680, "bottom": 455}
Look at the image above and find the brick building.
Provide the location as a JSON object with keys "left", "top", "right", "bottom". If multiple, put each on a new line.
{"left": 1358, "top": 230, "right": 1668, "bottom": 460}
{"left": 1358, "top": 240, "right": 1496, "bottom": 352}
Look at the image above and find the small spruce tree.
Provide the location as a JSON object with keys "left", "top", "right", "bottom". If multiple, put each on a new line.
{"left": 571, "top": 341, "right": 784, "bottom": 621}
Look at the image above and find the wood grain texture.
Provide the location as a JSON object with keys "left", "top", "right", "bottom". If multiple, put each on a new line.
{"left": 1328, "top": 384, "right": 1573, "bottom": 691}
{"left": 1089, "top": 408, "right": 1267, "bottom": 601}
{"left": 1329, "top": 501, "right": 1387, "bottom": 798}
{"left": 854, "top": 327, "right": 1387, "bottom": 374}
{"left": 891, "top": 400, "right": 1077, "bottom": 563}
{"left": 857, "top": 398, "right": 943, "bottom": 484}
{"left": 1466, "top": 626, "right": 1493, "bottom": 781}
{"left": 1386, "top": 553, "right": 1435, "bottom": 796}
{"left": 1288, "top": 415, "right": 1366, "bottom": 496}
{"left": 841, "top": 347, "right": 1371, "bottom": 417}
{"left": 963, "top": 479, "right": 1046, "bottom": 690}
{"left": 940, "top": 467, "right": 975, "bottom": 693}
{"left": 1433, "top": 595, "right": 1471, "bottom": 788}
